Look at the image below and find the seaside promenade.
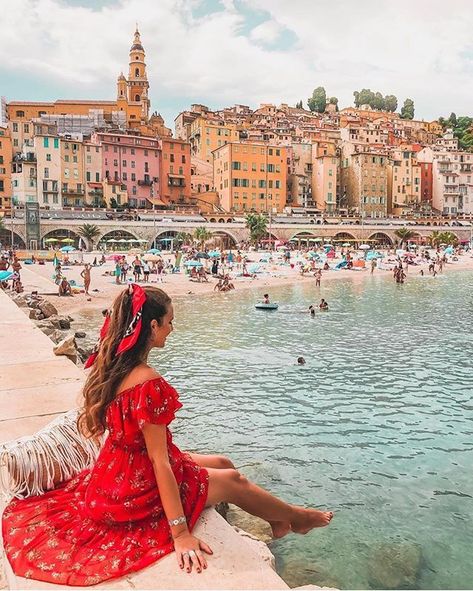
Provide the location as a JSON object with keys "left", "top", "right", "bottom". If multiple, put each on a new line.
{"left": 0, "top": 288, "right": 304, "bottom": 590}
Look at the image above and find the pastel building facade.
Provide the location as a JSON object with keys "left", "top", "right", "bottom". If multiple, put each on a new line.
{"left": 189, "top": 118, "right": 241, "bottom": 163}
{"left": 93, "top": 132, "right": 160, "bottom": 208}
{"left": 387, "top": 146, "right": 421, "bottom": 215}
{"left": 159, "top": 138, "right": 191, "bottom": 205}
{"left": 213, "top": 142, "right": 287, "bottom": 213}
{"left": 0, "top": 124, "right": 12, "bottom": 211}
{"left": 36, "top": 134, "right": 62, "bottom": 208}
{"left": 312, "top": 141, "right": 338, "bottom": 213}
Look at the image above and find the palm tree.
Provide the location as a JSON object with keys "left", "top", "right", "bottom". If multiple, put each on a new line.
{"left": 438, "top": 231, "right": 458, "bottom": 246}
{"left": 174, "top": 231, "right": 192, "bottom": 250}
{"left": 394, "top": 227, "right": 415, "bottom": 248}
{"left": 246, "top": 213, "right": 268, "bottom": 247}
{"left": 194, "top": 227, "right": 213, "bottom": 249}
{"left": 78, "top": 224, "right": 101, "bottom": 252}
{"left": 427, "top": 230, "right": 441, "bottom": 247}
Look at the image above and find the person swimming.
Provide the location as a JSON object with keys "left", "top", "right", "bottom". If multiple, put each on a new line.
{"left": 309, "top": 305, "right": 316, "bottom": 317}
{"left": 319, "top": 299, "right": 328, "bottom": 311}
{"left": 297, "top": 356, "right": 306, "bottom": 365}
{"left": 262, "top": 293, "right": 270, "bottom": 304}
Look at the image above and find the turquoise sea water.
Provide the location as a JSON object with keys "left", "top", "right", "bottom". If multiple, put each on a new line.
{"left": 149, "top": 271, "right": 473, "bottom": 589}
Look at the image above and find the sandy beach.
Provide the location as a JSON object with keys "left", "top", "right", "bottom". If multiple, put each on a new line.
{"left": 9, "top": 248, "right": 473, "bottom": 318}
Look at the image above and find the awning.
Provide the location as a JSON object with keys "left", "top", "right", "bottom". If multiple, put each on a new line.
{"left": 87, "top": 182, "right": 102, "bottom": 188}
{"left": 168, "top": 173, "right": 185, "bottom": 179}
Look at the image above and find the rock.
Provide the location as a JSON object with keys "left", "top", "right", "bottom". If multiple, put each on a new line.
{"left": 67, "top": 315, "right": 74, "bottom": 322}
{"left": 215, "top": 502, "right": 229, "bottom": 519}
{"left": 74, "top": 331, "right": 86, "bottom": 339}
{"left": 40, "top": 326, "right": 55, "bottom": 337}
{"left": 368, "top": 542, "right": 422, "bottom": 590}
{"left": 226, "top": 505, "right": 272, "bottom": 543}
{"left": 38, "top": 300, "right": 58, "bottom": 318}
{"left": 49, "top": 330, "right": 65, "bottom": 344}
{"left": 53, "top": 335, "right": 77, "bottom": 361}
{"left": 37, "top": 313, "right": 45, "bottom": 320}
{"left": 28, "top": 308, "right": 38, "bottom": 319}
{"left": 77, "top": 346, "right": 92, "bottom": 363}
{"left": 58, "top": 318, "right": 71, "bottom": 330}
{"left": 27, "top": 299, "right": 40, "bottom": 309}
{"left": 232, "top": 526, "right": 276, "bottom": 570}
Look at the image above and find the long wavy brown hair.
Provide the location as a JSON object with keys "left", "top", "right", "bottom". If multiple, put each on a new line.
{"left": 78, "top": 286, "right": 171, "bottom": 438}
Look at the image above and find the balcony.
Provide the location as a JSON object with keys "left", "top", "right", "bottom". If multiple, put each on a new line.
{"left": 138, "top": 178, "right": 153, "bottom": 186}
{"left": 88, "top": 189, "right": 103, "bottom": 197}
{"left": 460, "top": 163, "right": 472, "bottom": 172}
{"left": 62, "top": 187, "right": 85, "bottom": 195}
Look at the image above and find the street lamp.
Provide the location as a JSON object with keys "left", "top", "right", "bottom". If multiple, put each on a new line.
{"left": 151, "top": 180, "right": 156, "bottom": 249}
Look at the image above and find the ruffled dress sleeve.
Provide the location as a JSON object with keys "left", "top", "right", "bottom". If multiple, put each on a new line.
{"left": 132, "top": 378, "right": 183, "bottom": 428}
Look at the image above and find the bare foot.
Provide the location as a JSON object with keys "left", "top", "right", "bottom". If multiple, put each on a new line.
{"left": 269, "top": 520, "right": 291, "bottom": 539}
{"left": 290, "top": 507, "right": 333, "bottom": 534}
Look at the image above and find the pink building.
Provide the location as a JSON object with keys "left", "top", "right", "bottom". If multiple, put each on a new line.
{"left": 92, "top": 132, "right": 160, "bottom": 207}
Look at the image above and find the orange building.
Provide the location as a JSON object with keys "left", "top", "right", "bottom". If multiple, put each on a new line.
{"left": 213, "top": 142, "right": 287, "bottom": 213}
{"left": 159, "top": 138, "right": 191, "bottom": 205}
{"left": 0, "top": 124, "right": 12, "bottom": 212}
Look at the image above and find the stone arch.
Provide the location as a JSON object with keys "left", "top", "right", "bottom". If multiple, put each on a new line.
{"left": 41, "top": 228, "right": 82, "bottom": 249}
{"left": 367, "top": 232, "right": 394, "bottom": 246}
{"left": 289, "top": 231, "right": 322, "bottom": 247}
{"left": 99, "top": 229, "right": 141, "bottom": 250}
{"left": 154, "top": 230, "right": 185, "bottom": 251}
{"left": 209, "top": 218, "right": 217, "bottom": 223}
{"left": 0, "top": 228, "right": 26, "bottom": 249}
{"left": 333, "top": 231, "right": 357, "bottom": 243}
{"left": 208, "top": 229, "right": 240, "bottom": 249}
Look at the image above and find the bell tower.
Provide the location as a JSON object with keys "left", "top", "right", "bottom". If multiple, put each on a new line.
{"left": 127, "top": 27, "right": 150, "bottom": 119}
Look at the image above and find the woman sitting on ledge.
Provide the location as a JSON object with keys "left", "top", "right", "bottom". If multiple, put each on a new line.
{"left": 2, "top": 285, "right": 333, "bottom": 586}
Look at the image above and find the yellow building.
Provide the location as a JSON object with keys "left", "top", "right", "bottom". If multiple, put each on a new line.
{"left": 0, "top": 125, "right": 12, "bottom": 212}
{"left": 340, "top": 144, "right": 389, "bottom": 217}
{"left": 213, "top": 142, "right": 287, "bottom": 213}
{"left": 387, "top": 146, "right": 422, "bottom": 215}
{"left": 312, "top": 141, "right": 338, "bottom": 213}
{"left": 60, "top": 138, "right": 85, "bottom": 207}
{"left": 190, "top": 118, "right": 242, "bottom": 163}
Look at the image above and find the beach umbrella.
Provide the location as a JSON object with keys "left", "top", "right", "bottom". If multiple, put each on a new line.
{"left": 359, "top": 244, "right": 371, "bottom": 250}
{"left": 143, "top": 254, "right": 161, "bottom": 262}
{"left": 184, "top": 260, "right": 203, "bottom": 267}
{"left": 44, "top": 238, "right": 58, "bottom": 243}
{"left": 396, "top": 249, "right": 406, "bottom": 256}
{"left": 444, "top": 246, "right": 454, "bottom": 255}
{"left": 107, "top": 239, "right": 118, "bottom": 243}
{"left": 137, "top": 238, "right": 148, "bottom": 243}
{"left": 196, "top": 252, "right": 210, "bottom": 259}
{"left": 61, "top": 238, "right": 75, "bottom": 243}
{"left": 60, "top": 245, "right": 75, "bottom": 253}
{"left": 247, "top": 263, "right": 260, "bottom": 274}
{"left": 118, "top": 239, "right": 128, "bottom": 243}
{"left": 342, "top": 242, "right": 351, "bottom": 247}
{"left": 208, "top": 250, "right": 221, "bottom": 258}
{"left": 146, "top": 248, "right": 161, "bottom": 255}
{"left": 0, "top": 270, "right": 13, "bottom": 281}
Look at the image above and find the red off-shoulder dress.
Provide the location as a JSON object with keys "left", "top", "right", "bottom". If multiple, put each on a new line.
{"left": 2, "top": 377, "right": 209, "bottom": 586}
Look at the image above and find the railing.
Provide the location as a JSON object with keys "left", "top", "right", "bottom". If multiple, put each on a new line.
{"left": 62, "top": 188, "right": 85, "bottom": 195}
{"left": 138, "top": 179, "right": 152, "bottom": 186}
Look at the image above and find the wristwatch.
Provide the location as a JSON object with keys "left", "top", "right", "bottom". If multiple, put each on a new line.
{"left": 168, "top": 515, "right": 187, "bottom": 527}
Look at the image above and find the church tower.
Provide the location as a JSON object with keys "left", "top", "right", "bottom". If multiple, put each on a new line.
{"left": 127, "top": 27, "right": 150, "bottom": 120}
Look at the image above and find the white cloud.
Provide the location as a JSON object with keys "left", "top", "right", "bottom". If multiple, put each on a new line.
{"left": 250, "top": 20, "right": 284, "bottom": 45}
{"left": 1, "top": 0, "right": 473, "bottom": 126}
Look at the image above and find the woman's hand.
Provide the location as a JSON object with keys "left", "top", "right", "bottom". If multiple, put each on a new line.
{"left": 173, "top": 531, "right": 213, "bottom": 573}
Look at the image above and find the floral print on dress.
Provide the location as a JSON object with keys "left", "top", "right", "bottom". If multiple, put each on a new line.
{"left": 2, "top": 377, "right": 209, "bottom": 586}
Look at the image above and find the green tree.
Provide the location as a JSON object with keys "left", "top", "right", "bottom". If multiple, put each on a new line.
{"left": 384, "top": 94, "right": 398, "bottom": 112}
{"left": 308, "top": 87, "right": 327, "bottom": 113}
{"left": 394, "top": 227, "right": 415, "bottom": 248}
{"left": 448, "top": 112, "right": 457, "bottom": 127}
{"left": 354, "top": 88, "right": 375, "bottom": 108}
{"left": 174, "top": 231, "right": 192, "bottom": 249}
{"left": 400, "top": 98, "right": 415, "bottom": 120}
{"left": 245, "top": 213, "right": 268, "bottom": 246}
{"left": 78, "top": 224, "right": 101, "bottom": 251}
{"left": 110, "top": 197, "right": 118, "bottom": 209}
{"left": 427, "top": 230, "right": 441, "bottom": 247}
{"left": 438, "top": 231, "right": 458, "bottom": 246}
{"left": 373, "top": 92, "right": 385, "bottom": 111}
{"left": 328, "top": 96, "right": 339, "bottom": 111}
{"left": 295, "top": 100, "right": 303, "bottom": 109}
{"left": 193, "top": 227, "right": 213, "bottom": 249}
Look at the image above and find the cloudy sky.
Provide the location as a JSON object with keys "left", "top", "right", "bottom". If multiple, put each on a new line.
{"left": 1, "top": 0, "right": 473, "bottom": 129}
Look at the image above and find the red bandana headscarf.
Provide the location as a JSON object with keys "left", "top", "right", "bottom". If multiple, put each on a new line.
{"left": 84, "top": 284, "right": 147, "bottom": 368}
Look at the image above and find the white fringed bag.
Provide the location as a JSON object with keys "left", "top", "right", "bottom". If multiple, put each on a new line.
{"left": 0, "top": 409, "right": 104, "bottom": 501}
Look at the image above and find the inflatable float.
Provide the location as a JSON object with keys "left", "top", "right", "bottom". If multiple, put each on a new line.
{"left": 255, "top": 302, "right": 279, "bottom": 310}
